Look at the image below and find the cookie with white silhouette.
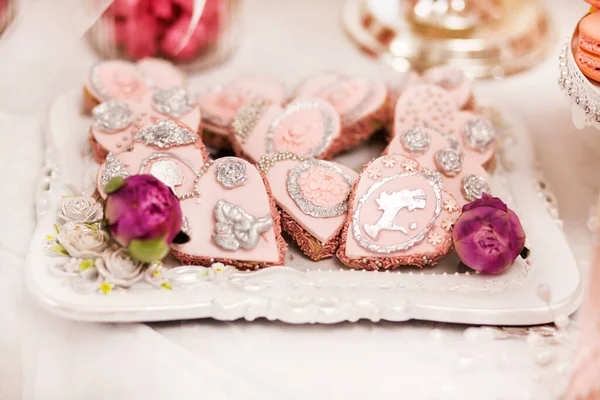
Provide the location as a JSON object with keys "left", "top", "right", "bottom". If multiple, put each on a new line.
{"left": 337, "top": 154, "right": 460, "bottom": 270}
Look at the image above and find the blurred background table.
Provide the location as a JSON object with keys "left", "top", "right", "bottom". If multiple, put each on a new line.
{"left": 0, "top": 0, "right": 597, "bottom": 399}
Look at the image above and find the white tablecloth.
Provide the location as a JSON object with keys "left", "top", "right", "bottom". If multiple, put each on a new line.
{"left": 0, "top": 1, "right": 597, "bottom": 399}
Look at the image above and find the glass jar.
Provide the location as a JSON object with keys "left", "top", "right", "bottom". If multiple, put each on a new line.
{"left": 87, "top": 0, "right": 239, "bottom": 71}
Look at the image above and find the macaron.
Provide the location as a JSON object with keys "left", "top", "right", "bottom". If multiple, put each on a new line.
{"left": 577, "top": 12, "right": 600, "bottom": 82}
{"left": 585, "top": 0, "right": 600, "bottom": 10}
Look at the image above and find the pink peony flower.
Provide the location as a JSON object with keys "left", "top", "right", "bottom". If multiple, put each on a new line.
{"left": 452, "top": 193, "right": 527, "bottom": 274}
{"left": 104, "top": 175, "right": 186, "bottom": 262}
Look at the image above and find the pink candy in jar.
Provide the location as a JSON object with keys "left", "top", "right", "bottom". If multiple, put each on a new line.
{"left": 107, "top": 0, "right": 222, "bottom": 62}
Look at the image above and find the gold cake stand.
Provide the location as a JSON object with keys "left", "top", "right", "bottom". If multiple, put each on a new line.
{"left": 341, "top": 0, "right": 554, "bottom": 79}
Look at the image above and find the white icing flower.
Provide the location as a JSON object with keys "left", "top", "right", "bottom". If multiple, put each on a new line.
{"left": 401, "top": 160, "right": 418, "bottom": 172}
{"left": 58, "top": 196, "right": 103, "bottom": 223}
{"left": 381, "top": 155, "right": 396, "bottom": 168}
{"left": 95, "top": 247, "right": 145, "bottom": 288}
{"left": 427, "top": 232, "right": 443, "bottom": 246}
{"left": 58, "top": 222, "right": 110, "bottom": 258}
{"left": 443, "top": 199, "right": 459, "bottom": 212}
{"left": 441, "top": 218, "right": 455, "bottom": 232}
{"left": 205, "top": 262, "right": 235, "bottom": 278}
{"left": 367, "top": 167, "right": 382, "bottom": 180}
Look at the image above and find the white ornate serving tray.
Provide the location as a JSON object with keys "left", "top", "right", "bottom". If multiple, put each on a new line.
{"left": 559, "top": 24, "right": 600, "bottom": 130}
{"left": 26, "top": 89, "right": 582, "bottom": 325}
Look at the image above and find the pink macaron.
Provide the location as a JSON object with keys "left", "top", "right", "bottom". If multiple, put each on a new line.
{"left": 585, "top": 0, "right": 600, "bottom": 10}
{"left": 577, "top": 12, "right": 600, "bottom": 81}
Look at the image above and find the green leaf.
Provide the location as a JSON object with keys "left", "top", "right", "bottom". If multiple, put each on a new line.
{"left": 49, "top": 244, "right": 69, "bottom": 256}
{"left": 160, "top": 282, "right": 173, "bottom": 290}
{"left": 104, "top": 177, "right": 126, "bottom": 194}
{"left": 53, "top": 224, "right": 60, "bottom": 234}
{"left": 172, "top": 231, "right": 190, "bottom": 244}
{"left": 85, "top": 223, "right": 99, "bottom": 231}
{"left": 127, "top": 237, "right": 169, "bottom": 263}
{"left": 80, "top": 259, "right": 94, "bottom": 271}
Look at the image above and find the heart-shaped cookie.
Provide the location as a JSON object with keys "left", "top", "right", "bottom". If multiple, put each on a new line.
{"left": 295, "top": 72, "right": 389, "bottom": 148}
{"left": 392, "top": 84, "right": 495, "bottom": 168}
{"left": 84, "top": 58, "right": 185, "bottom": 111}
{"left": 258, "top": 152, "right": 358, "bottom": 261}
{"left": 337, "top": 154, "right": 461, "bottom": 270}
{"left": 170, "top": 157, "right": 287, "bottom": 270}
{"left": 385, "top": 126, "right": 491, "bottom": 205}
{"left": 97, "top": 119, "right": 209, "bottom": 199}
{"left": 230, "top": 97, "right": 343, "bottom": 163}
{"left": 421, "top": 66, "right": 474, "bottom": 110}
{"left": 197, "top": 76, "right": 286, "bottom": 149}
{"left": 89, "top": 88, "right": 201, "bottom": 163}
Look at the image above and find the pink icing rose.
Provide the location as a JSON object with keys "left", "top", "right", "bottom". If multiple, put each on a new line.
{"left": 298, "top": 166, "right": 350, "bottom": 208}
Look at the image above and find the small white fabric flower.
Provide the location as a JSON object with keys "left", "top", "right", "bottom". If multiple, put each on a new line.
{"left": 58, "top": 222, "right": 110, "bottom": 258}
{"left": 206, "top": 262, "right": 235, "bottom": 278}
{"left": 95, "top": 248, "right": 145, "bottom": 288}
{"left": 58, "top": 196, "right": 103, "bottom": 223}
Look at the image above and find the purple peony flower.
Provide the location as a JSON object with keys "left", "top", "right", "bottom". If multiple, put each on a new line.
{"left": 104, "top": 174, "right": 186, "bottom": 263}
{"left": 452, "top": 193, "right": 527, "bottom": 274}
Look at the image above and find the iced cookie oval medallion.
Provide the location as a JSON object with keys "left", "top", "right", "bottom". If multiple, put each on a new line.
{"left": 352, "top": 172, "right": 442, "bottom": 254}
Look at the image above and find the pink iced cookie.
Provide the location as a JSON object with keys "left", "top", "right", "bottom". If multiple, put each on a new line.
{"left": 337, "top": 154, "right": 460, "bottom": 270}
{"left": 89, "top": 88, "right": 201, "bottom": 163}
{"left": 170, "top": 157, "right": 287, "bottom": 270}
{"left": 258, "top": 152, "right": 358, "bottom": 261}
{"left": 385, "top": 126, "right": 491, "bottom": 205}
{"left": 421, "top": 66, "right": 473, "bottom": 110}
{"left": 231, "top": 97, "right": 343, "bottom": 163}
{"left": 198, "top": 76, "right": 286, "bottom": 149}
{"left": 97, "top": 119, "right": 208, "bottom": 199}
{"left": 84, "top": 58, "right": 185, "bottom": 111}
{"left": 392, "top": 84, "right": 495, "bottom": 166}
{"left": 295, "top": 72, "right": 389, "bottom": 147}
